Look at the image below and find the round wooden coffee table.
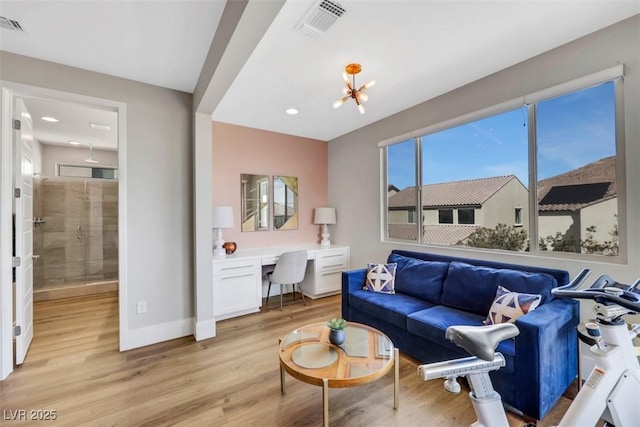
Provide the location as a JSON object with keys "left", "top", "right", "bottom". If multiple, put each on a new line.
{"left": 278, "top": 321, "right": 399, "bottom": 426}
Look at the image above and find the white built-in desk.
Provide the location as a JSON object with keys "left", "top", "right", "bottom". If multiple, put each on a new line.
{"left": 212, "top": 245, "right": 350, "bottom": 320}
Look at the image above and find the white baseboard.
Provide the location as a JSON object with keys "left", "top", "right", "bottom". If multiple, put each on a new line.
{"left": 120, "top": 318, "right": 194, "bottom": 351}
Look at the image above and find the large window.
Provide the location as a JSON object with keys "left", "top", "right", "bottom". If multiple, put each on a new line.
{"left": 385, "top": 74, "right": 622, "bottom": 258}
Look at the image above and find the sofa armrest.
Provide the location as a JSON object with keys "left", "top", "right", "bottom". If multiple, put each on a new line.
{"left": 342, "top": 269, "right": 366, "bottom": 319}
{"left": 514, "top": 298, "right": 580, "bottom": 419}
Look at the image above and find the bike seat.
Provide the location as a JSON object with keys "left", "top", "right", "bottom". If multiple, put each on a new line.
{"left": 445, "top": 323, "right": 520, "bottom": 361}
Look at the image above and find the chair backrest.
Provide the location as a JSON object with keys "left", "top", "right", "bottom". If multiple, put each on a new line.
{"left": 270, "top": 250, "right": 308, "bottom": 284}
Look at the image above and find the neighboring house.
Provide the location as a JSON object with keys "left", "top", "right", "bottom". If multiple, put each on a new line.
{"left": 388, "top": 175, "right": 528, "bottom": 243}
{"left": 538, "top": 156, "right": 617, "bottom": 250}
{"left": 387, "top": 184, "right": 400, "bottom": 197}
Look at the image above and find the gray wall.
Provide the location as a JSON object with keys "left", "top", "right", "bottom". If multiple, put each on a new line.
{"left": 328, "top": 16, "right": 640, "bottom": 283}
{"left": 1, "top": 52, "right": 193, "bottom": 336}
{"left": 40, "top": 144, "right": 118, "bottom": 178}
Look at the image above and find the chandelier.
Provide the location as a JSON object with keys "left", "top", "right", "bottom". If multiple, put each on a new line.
{"left": 332, "top": 63, "right": 375, "bottom": 114}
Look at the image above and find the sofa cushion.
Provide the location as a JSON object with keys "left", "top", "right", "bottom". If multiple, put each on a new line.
{"left": 440, "top": 261, "right": 556, "bottom": 316}
{"left": 348, "top": 288, "right": 434, "bottom": 329}
{"left": 485, "top": 286, "right": 541, "bottom": 325}
{"left": 364, "top": 262, "right": 397, "bottom": 294}
{"left": 388, "top": 253, "right": 449, "bottom": 304}
{"left": 407, "top": 305, "right": 515, "bottom": 373}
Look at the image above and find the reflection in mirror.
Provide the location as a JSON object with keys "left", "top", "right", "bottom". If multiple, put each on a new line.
{"left": 274, "top": 176, "right": 298, "bottom": 230}
{"left": 241, "top": 174, "right": 269, "bottom": 231}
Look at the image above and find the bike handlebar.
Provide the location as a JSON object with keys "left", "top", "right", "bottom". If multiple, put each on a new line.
{"left": 551, "top": 268, "right": 640, "bottom": 313}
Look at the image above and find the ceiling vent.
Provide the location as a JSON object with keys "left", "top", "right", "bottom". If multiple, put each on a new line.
{"left": 296, "top": 0, "right": 346, "bottom": 39}
{"left": 0, "top": 16, "right": 24, "bottom": 32}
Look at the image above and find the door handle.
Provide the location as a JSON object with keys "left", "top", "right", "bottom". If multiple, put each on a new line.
{"left": 77, "top": 225, "right": 82, "bottom": 240}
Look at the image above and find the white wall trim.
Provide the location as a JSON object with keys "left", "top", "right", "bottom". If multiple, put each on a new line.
{"left": 192, "top": 112, "right": 215, "bottom": 341}
{"left": 116, "top": 102, "right": 128, "bottom": 352}
{"left": 524, "top": 63, "right": 624, "bottom": 105}
{"left": 121, "top": 318, "right": 194, "bottom": 351}
{"left": 194, "top": 318, "right": 216, "bottom": 341}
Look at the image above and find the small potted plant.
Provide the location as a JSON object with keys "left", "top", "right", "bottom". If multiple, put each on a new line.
{"left": 326, "top": 317, "right": 346, "bottom": 346}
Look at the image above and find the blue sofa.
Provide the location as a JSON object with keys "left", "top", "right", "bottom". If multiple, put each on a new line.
{"left": 342, "top": 249, "right": 579, "bottom": 420}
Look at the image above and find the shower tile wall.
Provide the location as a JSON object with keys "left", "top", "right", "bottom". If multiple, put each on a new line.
{"left": 86, "top": 181, "right": 118, "bottom": 282}
{"left": 36, "top": 180, "right": 118, "bottom": 289}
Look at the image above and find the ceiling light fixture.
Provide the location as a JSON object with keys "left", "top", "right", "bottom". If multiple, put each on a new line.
{"left": 286, "top": 108, "right": 299, "bottom": 115}
{"left": 68, "top": 140, "right": 80, "bottom": 145}
{"left": 90, "top": 122, "right": 110, "bottom": 131}
{"left": 85, "top": 143, "right": 98, "bottom": 163}
{"left": 41, "top": 116, "right": 59, "bottom": 123}
{"left": 332, "top": 63, "right": 375, "bottom": 114}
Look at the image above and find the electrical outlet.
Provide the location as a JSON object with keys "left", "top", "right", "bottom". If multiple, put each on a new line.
{"left": 136, "top": 301, "right": 147, "bottom": 314}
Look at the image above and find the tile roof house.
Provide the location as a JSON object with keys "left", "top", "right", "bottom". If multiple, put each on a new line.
{"left": 387, "top": 223, "right": 482, "bottom": 245}
{"left": 387, "top": 175, "right": 528, "bottom": 244}
{"left": 537, "top": 156, "right": 618, "bottom": 250}
{"left": 538, "top": 156, "right": 616, "bottom": 211}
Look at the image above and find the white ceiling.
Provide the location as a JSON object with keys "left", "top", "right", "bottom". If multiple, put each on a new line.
{"left": 1, "top": 0, "right": 639, "bottom": 147}
{"left": 20, "top": 98, "right": 118, "bottom": 151}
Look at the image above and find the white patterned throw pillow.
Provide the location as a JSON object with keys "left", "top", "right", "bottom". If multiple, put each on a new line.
{"left": 364, "top": 263, "right": 397, "bottom": 294}
{"left": 485, "top": 285, "right": 541, "bottom": 325}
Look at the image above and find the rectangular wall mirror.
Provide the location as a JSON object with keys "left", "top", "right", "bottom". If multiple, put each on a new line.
{"left": 241, "top": 173, "right": 269, "bottom": 231}
{"left": 274, "top": 175, "right": 298, "bottom": 231}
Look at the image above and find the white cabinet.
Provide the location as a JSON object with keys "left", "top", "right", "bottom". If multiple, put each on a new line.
{"left": 213, "top": 245, "right": 350, "bottom": 320}
{"left": 303, "top": 247, "right": 350, "bottom": 298}
{"left": 213, "top": 258, "right": 261, "bottom": 320}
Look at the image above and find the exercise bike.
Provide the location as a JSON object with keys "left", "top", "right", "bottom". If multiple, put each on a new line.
{"left": 417, "top": 269, "right": 640, "bottom": 427}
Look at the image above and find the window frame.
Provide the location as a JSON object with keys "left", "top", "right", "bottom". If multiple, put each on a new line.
{"left": 458, "top": 208, "right": 475, "bottom": 225}
{"left": 438, "top": 209, "right": 453, "bottom": 224}
{"left": 514, "top": 207, "right": 523, "bottom": 227}
{"left": 381, "top": 65, "right": 626, "bottom": 262}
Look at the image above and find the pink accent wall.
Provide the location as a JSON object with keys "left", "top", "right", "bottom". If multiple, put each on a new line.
{"left": 212, "top": 122, "right": 328, "bottom": 249}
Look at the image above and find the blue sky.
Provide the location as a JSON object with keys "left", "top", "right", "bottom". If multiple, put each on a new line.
{"left": 388, "top": 81, "right": 616, "bottom": 190}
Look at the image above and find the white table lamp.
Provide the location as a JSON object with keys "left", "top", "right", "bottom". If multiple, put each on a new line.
{"left": 212, "top": 206, "right": 234, "bottom": 257}
{"left": 314, "top": 207, "right": 337, "bottom": 247}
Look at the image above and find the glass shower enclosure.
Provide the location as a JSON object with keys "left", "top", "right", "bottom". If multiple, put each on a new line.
{"left": 33, "top": 177, "right": 118, "bottom": 296}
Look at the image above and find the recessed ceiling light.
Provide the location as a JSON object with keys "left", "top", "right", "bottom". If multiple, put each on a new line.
{"left": 41, "top": 116, "right": 59, "bottom": 123}
{"left": 68, "top": 140, "right": 80, "bottom": 145}
{"left": 286, "top": 108, "right": 299, "bottom": 115}
{"left": 89, "top": 122, "right": 110, "bottom": 131}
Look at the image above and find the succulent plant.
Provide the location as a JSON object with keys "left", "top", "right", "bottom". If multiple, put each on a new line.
{"left": 326, "top": 317, "right": 346, "bottom": 331}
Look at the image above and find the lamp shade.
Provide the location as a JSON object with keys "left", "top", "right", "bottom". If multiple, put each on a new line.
{"left": 212, "top": 206, "right": 234, "bottom": 228}
{"left": 314, "top": 207, "right": 336, "bottom": 225}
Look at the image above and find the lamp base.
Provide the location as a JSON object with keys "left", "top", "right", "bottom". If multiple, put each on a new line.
{"left": 320, "top": 224, "right": 331, "bottom": 246}
{"left": 213, "top": 228, "right": 226, "bottom": 257}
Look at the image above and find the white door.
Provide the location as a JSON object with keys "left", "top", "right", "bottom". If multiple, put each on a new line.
{"left": 14, "top": 98, "right": 34, "bottom": 365}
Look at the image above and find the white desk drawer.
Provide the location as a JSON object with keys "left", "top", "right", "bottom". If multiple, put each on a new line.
{"left": 315, "top": 249, "right": 348, "bottom": 271}
{"left": 314, "top": 270, "right": 343, "bottom": 294}
{"left": 213, "top": 259, "right": 260, "bottom": 278}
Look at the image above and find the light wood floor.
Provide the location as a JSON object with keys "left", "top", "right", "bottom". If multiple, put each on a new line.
{"left": 1, "top": 292, "right": 574, "bottom": 426}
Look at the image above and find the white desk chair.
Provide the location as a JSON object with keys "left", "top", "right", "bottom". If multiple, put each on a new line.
{"left": 266, "top": 250, "right": 308, "bottom": 311}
